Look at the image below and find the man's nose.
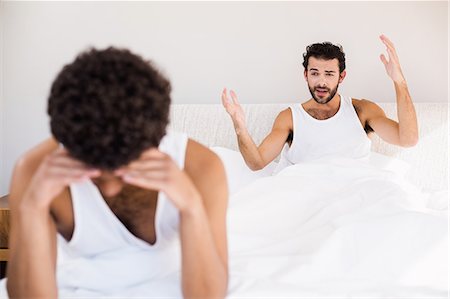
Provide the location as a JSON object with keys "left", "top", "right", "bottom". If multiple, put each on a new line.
{"left": 317, "top": 75, "right": 328, "bottom": 86}
{"left": 317, "top": 81, "right": 327, "bottom": 87}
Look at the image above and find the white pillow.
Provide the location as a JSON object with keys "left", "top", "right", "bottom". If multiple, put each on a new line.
{"left": 210, "top": 146, "right": 277, "bottom": 195}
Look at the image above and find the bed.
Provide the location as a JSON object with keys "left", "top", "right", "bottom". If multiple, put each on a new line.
{"left": 0, "top": 103, "right": 447, "bottom": 298}
{"left": 169, "top": 102, "right": 448, "bottom": 298}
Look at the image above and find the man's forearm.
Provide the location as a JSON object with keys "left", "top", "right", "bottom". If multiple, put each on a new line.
{"left": 394, "top": 81, "right": 418, "bottom": 146}
{"left": 7, "top": 203, "right": 57, "bottom": 299}
{"left": 179, "top": 199, "right": 228, "bottom": 299}
{"left": 235, "top": 128, "right": 265, "bottom": 170}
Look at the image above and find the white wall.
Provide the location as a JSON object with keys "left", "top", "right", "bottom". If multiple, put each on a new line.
{"left": 0, "top": 1, "right": 448, "bottom": 195}
{"left": 0, "top": 1, "right": 4, "bottom": 196}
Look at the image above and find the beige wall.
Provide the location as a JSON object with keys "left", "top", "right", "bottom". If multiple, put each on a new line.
{"left": 0, "top": 1, "right": 448, "bottom": 195}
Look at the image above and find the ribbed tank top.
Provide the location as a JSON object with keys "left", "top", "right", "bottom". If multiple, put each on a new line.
{"left": 274, "top": 95, "right": 371, "bottom": 173}
{"left": 55, "top": 130, "right": 188, "bottom": 294}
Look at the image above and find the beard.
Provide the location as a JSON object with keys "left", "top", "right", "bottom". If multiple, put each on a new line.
{"left": 308, "top": 83, "right": 339, "bottom": 104}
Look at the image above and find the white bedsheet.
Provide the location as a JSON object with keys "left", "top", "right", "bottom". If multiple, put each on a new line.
{"left": 0, "top": 156, "right": 447, "bottom": 298}
{"left": 226, "top": 157, "right": 448, "bottom": 298}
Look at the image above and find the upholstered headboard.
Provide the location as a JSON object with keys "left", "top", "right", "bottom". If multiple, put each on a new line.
{"left": 168, "top": 103, "right": 448, "bottom": 192}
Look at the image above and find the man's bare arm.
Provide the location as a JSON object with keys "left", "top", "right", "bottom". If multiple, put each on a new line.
{"left": 222, "top": 88, "right": 292, "bottom": 170}
{"left": 181, "top": 140, "right": 228, "bottom": 298}
{"left": 7, "top": 140, "right": 100, "bottom": 298}
{"left": 115, "top": 140, "right": 228, "bottom": 298}
{"left": 8, "top": 182, "right": 58, "bottom": 299}
{"left": 366, "top": 35, "right": 418, "bottom": 147}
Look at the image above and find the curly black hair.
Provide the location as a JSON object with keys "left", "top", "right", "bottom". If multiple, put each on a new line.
{"left": 48, "top": 47, "right": 171, "bottom": 170}
{"left": 302, "top": 42, "right": 346, "bottom": 73}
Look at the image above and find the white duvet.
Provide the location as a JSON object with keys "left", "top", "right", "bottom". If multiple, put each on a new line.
{"left": 0, "top": 155, "right": 447, "bottom": 298}
{"left": 226, "top": 156, "right": 448, "bottom": 298}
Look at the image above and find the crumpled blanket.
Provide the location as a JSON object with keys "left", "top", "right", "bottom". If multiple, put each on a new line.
{"left": 226, "top": 157, "right": 448, "bottom": 298}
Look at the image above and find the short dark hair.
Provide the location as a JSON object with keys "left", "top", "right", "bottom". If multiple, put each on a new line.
{"left": 48, "top": 47, "right": 171, "bottom": 170}
{"left": 302, "top": 42, "right": 346, "bottom": 73}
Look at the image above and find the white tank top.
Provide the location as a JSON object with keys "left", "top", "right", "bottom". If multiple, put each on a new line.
{"left": 55, "top": 130, "right": 188, "bottom": 295}
{"left": 274, "top": 95, "right": 371, "bottom": 173}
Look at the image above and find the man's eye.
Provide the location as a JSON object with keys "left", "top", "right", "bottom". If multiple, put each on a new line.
{"left": 326, "top": 73, "right": 334, "bottom": 76}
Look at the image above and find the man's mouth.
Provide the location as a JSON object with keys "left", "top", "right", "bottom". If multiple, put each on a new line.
{"left": 315, "top": 87, "right": 329, "bottom": 96}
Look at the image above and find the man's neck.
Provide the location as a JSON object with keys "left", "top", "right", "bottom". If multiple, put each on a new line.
{"left": 306, "top": 94, "right": 341, "bottom": 112}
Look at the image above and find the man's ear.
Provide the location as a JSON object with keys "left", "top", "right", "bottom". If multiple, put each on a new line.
{"left": 304, "top": 70, "right": 308, "bottom": 81}
{"left": 339, "top": 70, "right": 346, "bottom": 83}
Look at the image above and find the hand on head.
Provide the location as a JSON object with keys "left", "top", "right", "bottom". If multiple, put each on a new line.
{"left": 23, "top": 147, "right": 101, "bottom": 209}
{"left": 114, "top": 148, "right": 200, "bottom": 212}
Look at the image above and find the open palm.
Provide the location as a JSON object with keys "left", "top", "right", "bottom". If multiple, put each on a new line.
{"left": 221, "top": 88, "right": 246, "bottom": 128}
{"left": 379, "top": 35, "right": 406, "bottom": 84}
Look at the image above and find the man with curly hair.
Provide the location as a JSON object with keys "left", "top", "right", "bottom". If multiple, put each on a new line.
{"left": 222, "top": 35, "right": 418, "bottom": 170}
{"left": 4, "top": 48, "right": 228, "bottom": 298}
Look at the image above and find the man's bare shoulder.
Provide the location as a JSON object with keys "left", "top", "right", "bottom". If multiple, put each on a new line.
{"left": 184, "top": 139, "right": 225, "bottom": 180}
{"left": 9, "top": 138, "right": 59, "bottom": 203}
{"left": 352, "top": 98, "right": 383, "bottom": 112}
{"left": 14, "top": 138, "right": 58, "bottom": 175}
{"left": 278, "top": 108, "right": 292, "bottom": 119}
{"left": 273, "top": 108, "right": 293, "bottom": 129}
{"left": 184, "top": 139, "right": 227, "bottom": 202}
